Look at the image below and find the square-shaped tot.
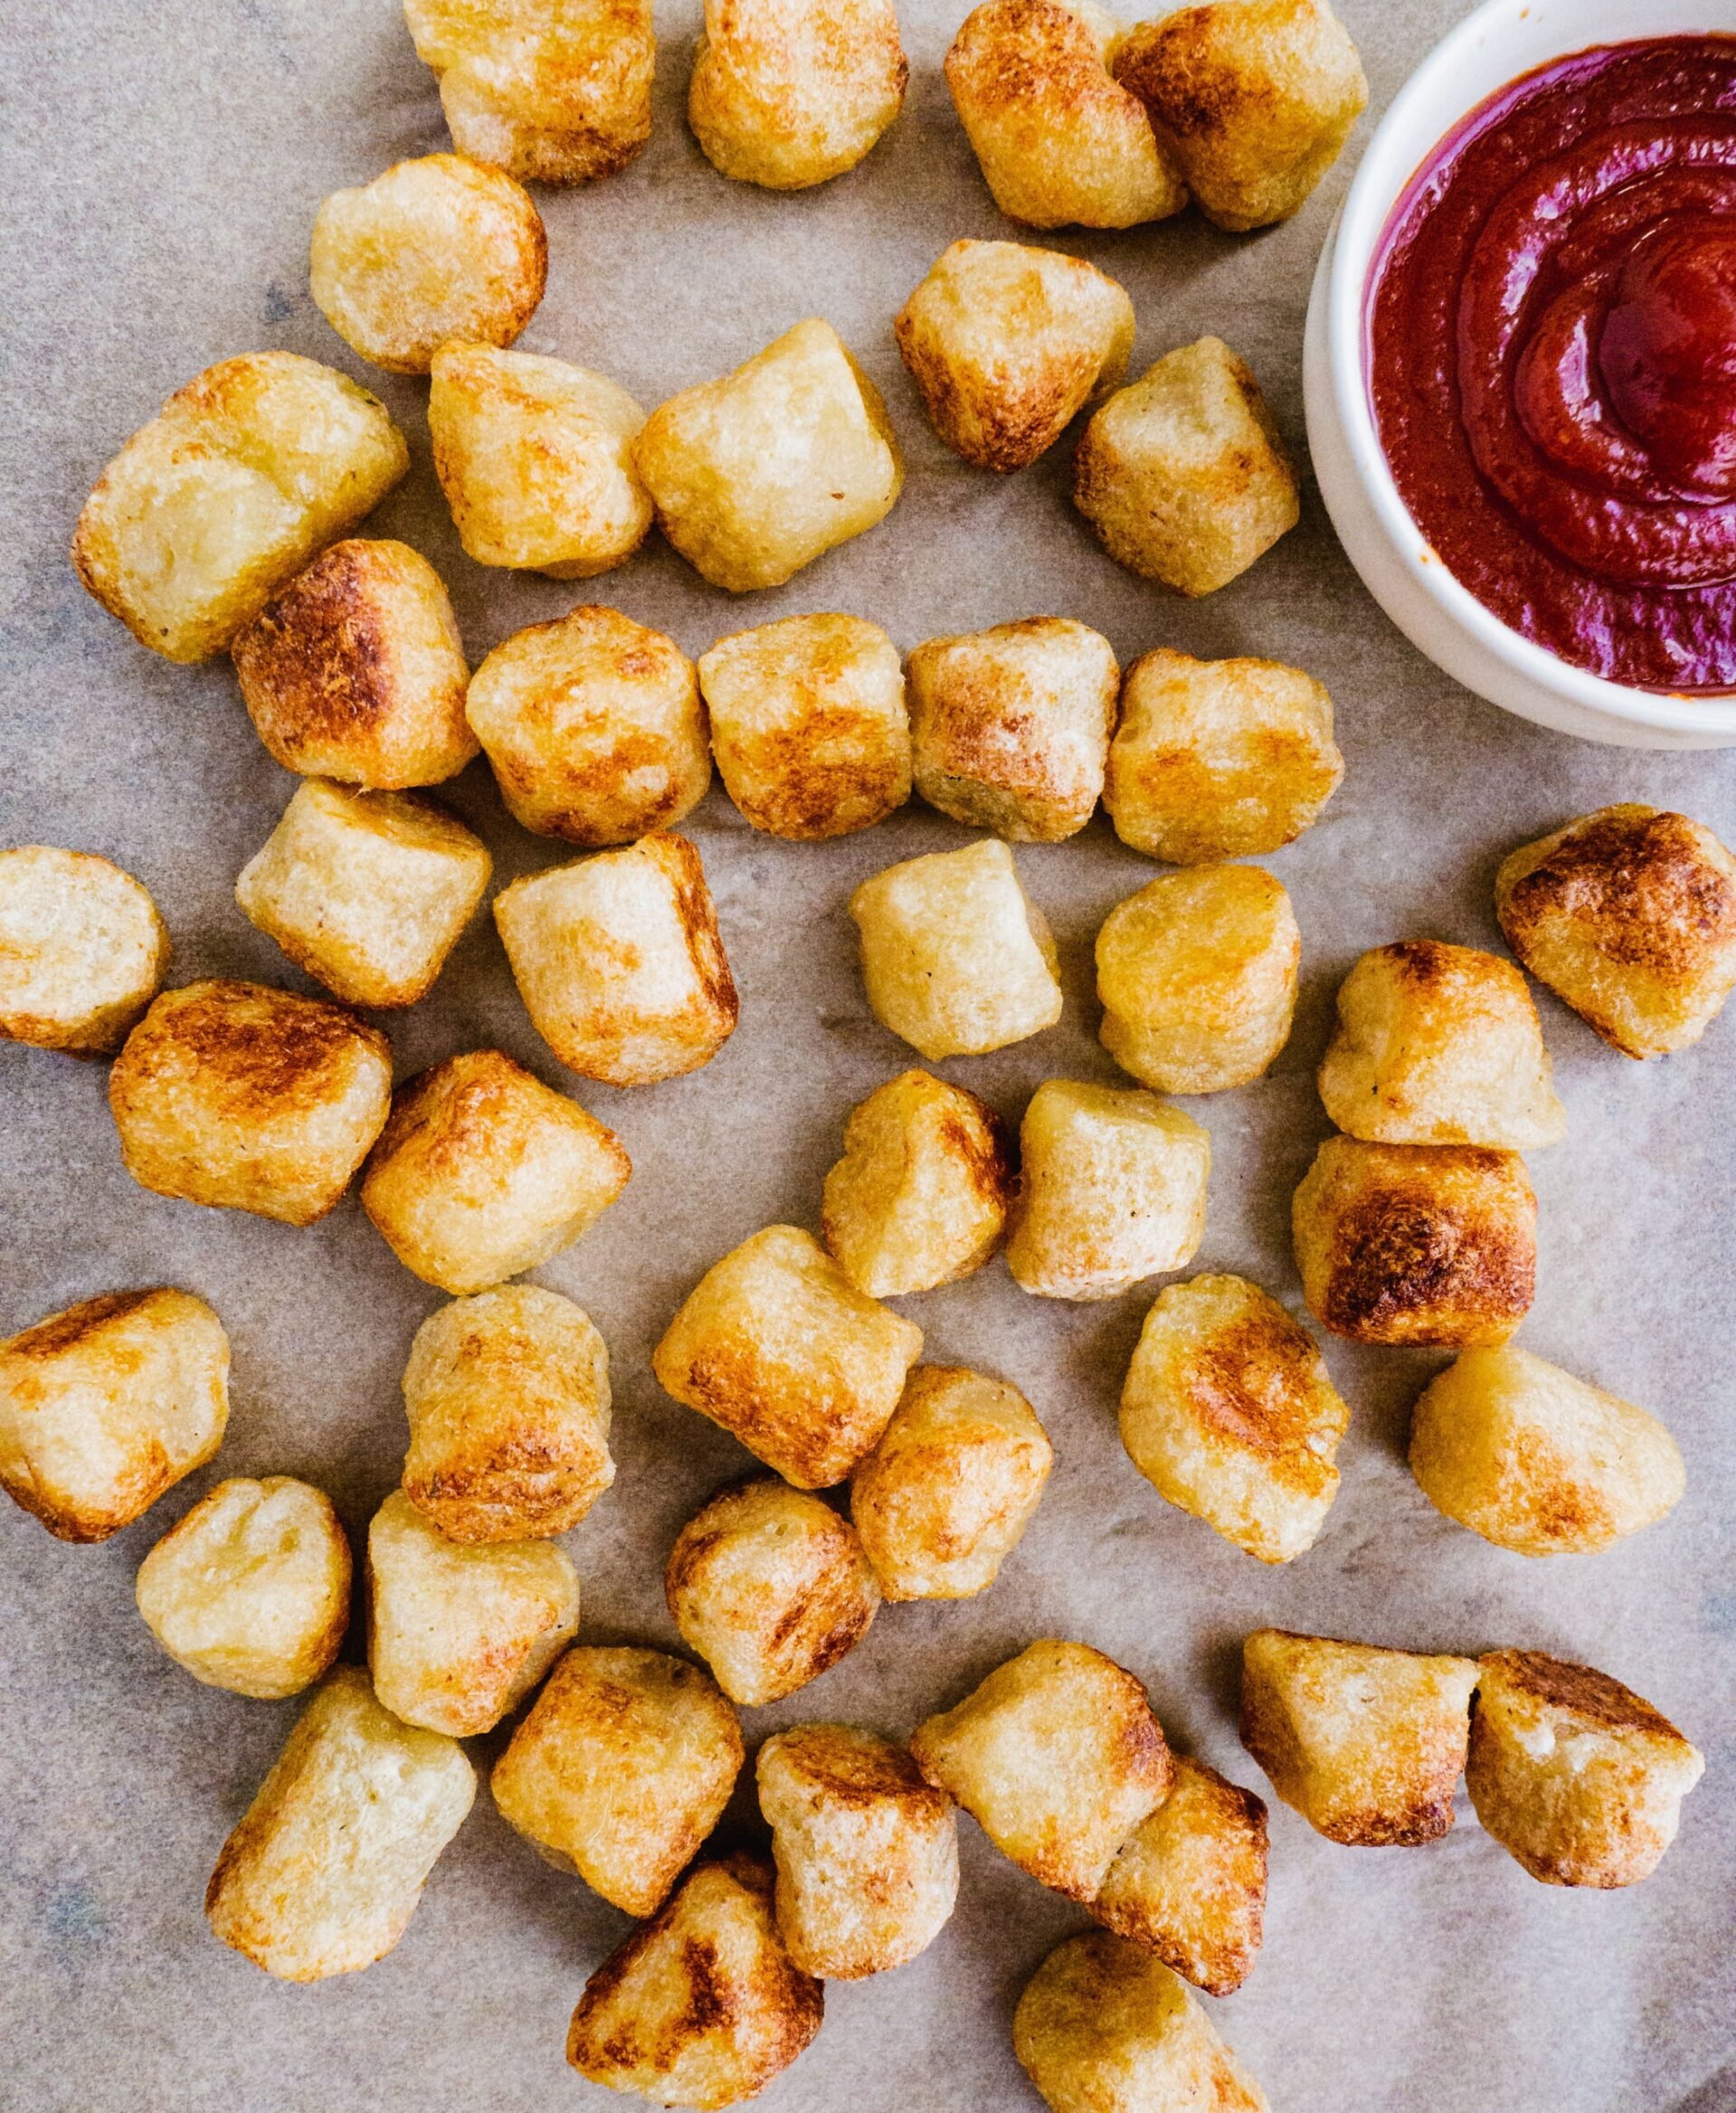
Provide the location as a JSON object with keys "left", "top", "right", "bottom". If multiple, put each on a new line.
{"left": 492, "top": 1645, "right": 743, "bottom": 1917}
{"left": 495, "top": 833, "right": 738, "bottom": 1087}
{"left": 909, "top": 618, "right": 1119, "bottom": 842}
{"left": 363, "top": 1050, "right": 630, "bottom": 1295}
{"left": 73, "top": 353, "right": 408, "bottom": 663}
{"left": 633, "top": 318, "right": 902, "bottom": 591}
{"left": 653, "top": 1225, "right": 922, "bottom": 1490}
{"left": 910, "top": 1638, "right": 1172, "bottom": 1900}
{"left": 0, "top": 846, "right": 168, "bottom": 1054}
{"left": 1006, "top": 1080, "right": 1210, "bottom": 1303}
{"left": 1074, "top": 337, "right": 1299, "bottom": 596}
{"left": 698, "top": 613, "right": 910, "bottom": 841}
{"left": 108, "top": 980, "right": 392, "bottom": 1225}
{"left": 0, "top": 1288, "right": 229, "bottom": 1543}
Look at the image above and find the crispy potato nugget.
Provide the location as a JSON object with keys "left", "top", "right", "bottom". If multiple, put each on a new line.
{"left": 1114, "top": 0, "right": 1368, "bottom": 231}
{"left": 1495, "top": 804, "right": 1736, "bottom": 1060}
{"left": 0, "top": 846, "right": 168, "bottom": 1055}
{"left": 73, "top": 352, "right": 408, "bottom": 664}
{"left": 206, "top": 1665, "right": 475, "bottom": 1982}
{"left": 137, "top": 1476, "right": 350, "bottom": 1699}
{"left": 363, "top": 1049, "right": 630, "bottom": 1295}
{"left": 0, "top": 1288, "right": 229, "bottom": 1543}
{"left": 402, "top": 1284, "right": 613, "bottom": 1542}
{"left": 851, "top": 1364, "right": 1052, "bottom": 1601}
{"left": 851, "top": 837, "right": 1062, "bottom": 1061}
{"left": 493, "top": 1645, "right": 743, "bottom": 1917}
{"left": 1014, "top": 1930, "right": 1269, "bottom": 2113}
{"left": 634, "top": 318, "right": 903, "bottom": 592}
{"left": 1292, "top": 1137, "right": 1536, "bottom": 1348}
{"left": 895, "top": 240, "right": 1134, "bottom": 473}
{"left": 1119, "top": 1274, "right": 1348, "bottom": 1563}
{"left": 1097, "top": 865, "right": 1299, "bottom": 1095}
{"left": 945, "top": 0, "right": 1186, "bottom": 231}
{"left": 367, "top": 1488, "right": 579, "bottom": 1737}
{"left": 1074, "top": 337, "right": 1299, "bottom": 596}
{"left": 698, "top": 613, "right": 910, "bottom": 841}
{"left": 758, "top": 1723, "right": 958, "bottom": 1978}
{"left": 665, "top": 1476, "right": 881, "bottom": 1706}
{"left": 1240, "top": 1627, "right": 1478, "bottom": 1846}
{"left": 909, "top": 618, "right": 1119, "bottom": 842}
{"left": 653, "top": 1225, "right": 922, "bottom": 1489}
{"left": 911, "top": 1638, "right": 1172, "bottom": 1900}
{"left": 1091, "top": 1756, "right": 1268, "bottom": 1997}
{"left": 231, "top": 538, "right": 475, "bottom": 789}
{"left": 495, "top": 833, "right": 739, "bottom": 1086}
{"left": 1007, "top": 1080, "right": 1210, "bottom": 1303}
{"left": 1409, "top": 1346, "right": 1684, "bottom": 1558}
{"left": 567, "top": 1854, "right": 823, "bottom": 2108}
{"left": 235, "top": 779, "right": 491, "bottom": 1009}
{"left": 466, "top": 606, "right": 709, "bottom": 846}
{"left": 1105, "top": 648, "right": 1343, "bottom": 864}
{"left": 109, "top": 980, "right": 392, "bottom": 1226}
{"left": 1467, "top": 1650, "right": 1704, "bottom": 1889}
{"left": 689, "top": 0, "right": 907, "bottom": 189}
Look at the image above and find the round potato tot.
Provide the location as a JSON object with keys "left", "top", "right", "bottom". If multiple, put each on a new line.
{"left": 0, "top": 846, "right": 168, "bottom": 1055}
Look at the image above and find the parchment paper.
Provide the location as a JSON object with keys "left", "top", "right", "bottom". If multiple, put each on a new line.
{"left": 2, "top": 3, "right": 1732, "bottom": 2108}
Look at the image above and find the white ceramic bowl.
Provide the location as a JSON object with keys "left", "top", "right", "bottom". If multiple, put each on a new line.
{"left": 1304, "top": 0, "right": 1736, "bottom": 749}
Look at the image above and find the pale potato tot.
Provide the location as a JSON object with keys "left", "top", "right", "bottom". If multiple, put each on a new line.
{"left": 850, "top": 837, "right": 1062, "bottom": 1061}
{"left": 137, "top": 1476, "right": 350, "bottom": 1699}
{"left": 1104, "top": 648, "right": 1343, "bottom": 863}
{"left": 0, "top": 846, "right": 169, "bottom": 1054}
{"left": 429, "top": 342, "right": 653, "bottom": 579}
{"left": 821, "top": 1070, "right": 1011, "bottom": 1297}
{"left": 492, "top": 1645, "right": 743, "bottom": 1916}
{"left": 1097, "top": 864, "right": 1299, "bottom": 1094}
{"left": 402, "top": 1284, "right": 613, "bottom": 1542}
{"left": 205, "top": 1665, "right": 476, "bottom": 1982}
{"left": 1409, "top": 1346, "right": 1684, "bottom": 1558}
{"left": 1114, "top": 0, "right": 1368, "bottom": 231}
{"left": 911, "top": 1638, "right": 1172, "bottom": 1900}
{"left": 909, "top": 618, "right": 1119, "bottom": 842}
{"left": 698, "top": 613, "right": 910, "bottom": 841}
{"left": 665, "top": 1476, "right": 881, "bottom": 1706}
{"left": 73, "top": 352, "right": 408, "bottom": 663}
{"left": 235, "top": 779, "right": 492, "bottom": 1009}
{"left": 495, "top": 833, "right": 739, "bottom": 1086}
{"left": 945, "top": 0, "right": 1186, "bottom": 230}
{"left": 653, "top": 1225, "right": 922, "bottom": 1489}
{"left": 1074, "top": 337, "right": 1299, "bottom": 596}
{"left": 231, "top": 538, "right": 476, "bottom": 788}
{"left": 0, "top": 1288, "right": 229, "bottom": 1543}
{"left": 1318, "top": 941, "right": 1565, "bottom": 1148}
{"left": 1495, "top": 805, "right": 1736, "bottom": 1060}
{"left": 634, "top": 318, "right": 903, "bottom": 592}
{"left": 1240, "top": 1627, "right": 1478, "bottom": 1845}
{"left": 366, "top": 1488, "right": 580, "bottom": 1736}
{"left": 757, "top": 1724, "right": 958, "bottom": 1979}
{"left": 363, "top": 1049, "right": 630, "bottom": 1295}
{"left": 894, "top": 239, "right": 1134, "bottom": 473}
{"left": 108, "top": 980, "right": 392, "bottom": 1225}
{"left": 403, "top": 0, "right": 656, "bottom": 184}
{"left": 1292, "top": 1137, "right": 1536, "bottom": 1348}
{"left": 689, "top": 0, "right": 907, "bottom": 189}
{"left": 851, "top": 1364, "right": 1052, "bottom": 1600}
{"left": 1119, "top": 1274, "right": 1348, "bottom": 1563}
{"left": 1006, "top": 1079, "right": 1210, "bottom": 1303}
{"left": 465, "top": 606, "right": 709, "bottom": 845}
{"left": 567, "top": 1854, "right": 824, "bottom": 2107}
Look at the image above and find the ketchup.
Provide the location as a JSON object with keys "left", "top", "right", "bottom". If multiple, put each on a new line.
{"left": 1368, "top": 38, "right": 1736, "bottom": 693}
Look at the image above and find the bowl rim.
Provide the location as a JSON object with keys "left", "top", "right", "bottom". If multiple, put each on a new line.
{"left": 1324, "top": 0, "right": 1736, "bottom": 738}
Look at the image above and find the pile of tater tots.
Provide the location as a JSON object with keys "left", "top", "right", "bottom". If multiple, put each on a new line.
{"left": 4, "top": 0, "right": 1731, "bottom": 2106}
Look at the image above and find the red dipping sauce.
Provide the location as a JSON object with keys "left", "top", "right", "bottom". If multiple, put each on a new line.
{"left": 1368, "top": 36, "right": 1736, "bottom": 693}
